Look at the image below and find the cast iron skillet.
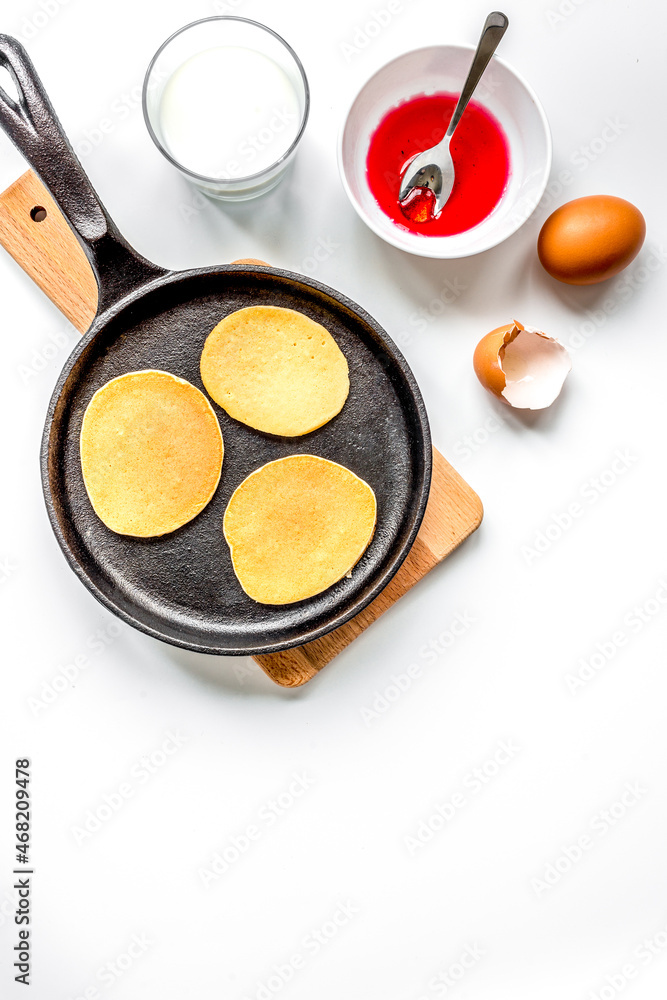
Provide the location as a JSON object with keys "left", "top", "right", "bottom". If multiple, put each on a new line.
{"left": 0, "top": 35, "right": 431, "bottom": 655}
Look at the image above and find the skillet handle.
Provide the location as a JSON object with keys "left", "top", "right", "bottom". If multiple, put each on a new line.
{"left": 0, "top": 34, "right": 165, "bottom": 313}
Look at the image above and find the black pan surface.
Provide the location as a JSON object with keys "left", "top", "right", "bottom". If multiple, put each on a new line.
{"left": 45, "top": 266, "right": 431, "bottom": 654}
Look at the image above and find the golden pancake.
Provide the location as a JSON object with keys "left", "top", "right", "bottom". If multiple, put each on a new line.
{"left": 80, "top": 370, "right": 224, "bottom": 537}
{"left": 200, "top": 306, "right": 349, "bottom": 436}
{"left": 223, "top": 454, "right": 377, "bottom": 604}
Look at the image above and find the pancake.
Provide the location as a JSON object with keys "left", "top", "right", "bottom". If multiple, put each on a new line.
{"left": 80, "top": 370, "right": 224, "bottom": 537}
{"left": 223, "top": 454, "right": 377, "bottom": 605}
{"left": 200, "top": 306, "right": 349, "bottom": 436}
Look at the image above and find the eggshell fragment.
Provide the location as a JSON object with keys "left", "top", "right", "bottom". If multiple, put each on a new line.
{"left": 538, "top": 195, "right": 645, "bottom": 285}
{"left": 473, "top": 321, "right": 571, "bottom": 410}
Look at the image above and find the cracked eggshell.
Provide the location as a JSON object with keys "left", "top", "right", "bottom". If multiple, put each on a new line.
{"left": 473, "top": 321, "right": 572, "bottom": 410}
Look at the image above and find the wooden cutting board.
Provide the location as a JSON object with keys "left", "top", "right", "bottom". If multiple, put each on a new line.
{"left": 0, "top": 170, "right": 483, "bottom": 686}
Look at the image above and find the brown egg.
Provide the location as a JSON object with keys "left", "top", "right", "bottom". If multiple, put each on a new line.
{"left": 537, "top": 195, "right": 645, "bottom": 285}
{"left": 473, "top": 321, "right": 572, "bottom": 410}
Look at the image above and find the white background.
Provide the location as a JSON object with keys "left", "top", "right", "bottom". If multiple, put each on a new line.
{"left": 1, "top": 0, "right": 666, "bottom": 997}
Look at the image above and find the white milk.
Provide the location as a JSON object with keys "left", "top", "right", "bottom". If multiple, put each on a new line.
{"left": 158, "top": 46, "right": 302, "bottom": 179}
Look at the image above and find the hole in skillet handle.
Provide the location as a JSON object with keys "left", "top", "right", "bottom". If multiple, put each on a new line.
{"left": 30, "top": 204, "right": 47, "bottom": 222}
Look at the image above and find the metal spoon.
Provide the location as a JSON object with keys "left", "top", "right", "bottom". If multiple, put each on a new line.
{"left": 398, "top": 11, "right": 509, "bottom": 217}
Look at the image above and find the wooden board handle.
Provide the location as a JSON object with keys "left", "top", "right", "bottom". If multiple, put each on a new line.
{"left": 0, "top": 170, "right": 483, "bottom": 687}
{"left": 0, "top": 170, "right": 98, "bottom": 332}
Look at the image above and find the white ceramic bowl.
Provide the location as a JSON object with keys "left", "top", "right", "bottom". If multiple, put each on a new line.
{"left": 338, "top": 45, "right": 552, "bottom": 258}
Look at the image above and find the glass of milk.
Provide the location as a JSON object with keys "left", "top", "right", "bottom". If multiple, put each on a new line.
{"left": 143, "top": 17, "right": 310, "bottom": 200}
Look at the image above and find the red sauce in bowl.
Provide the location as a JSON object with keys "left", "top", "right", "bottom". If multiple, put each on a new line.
{"left": 366, "top": 92, "right": 510, "bottom": 236}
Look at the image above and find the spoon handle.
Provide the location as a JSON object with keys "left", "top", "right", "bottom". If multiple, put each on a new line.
{"left": 445, "top": 11, "right": 509, "bottom": 140}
